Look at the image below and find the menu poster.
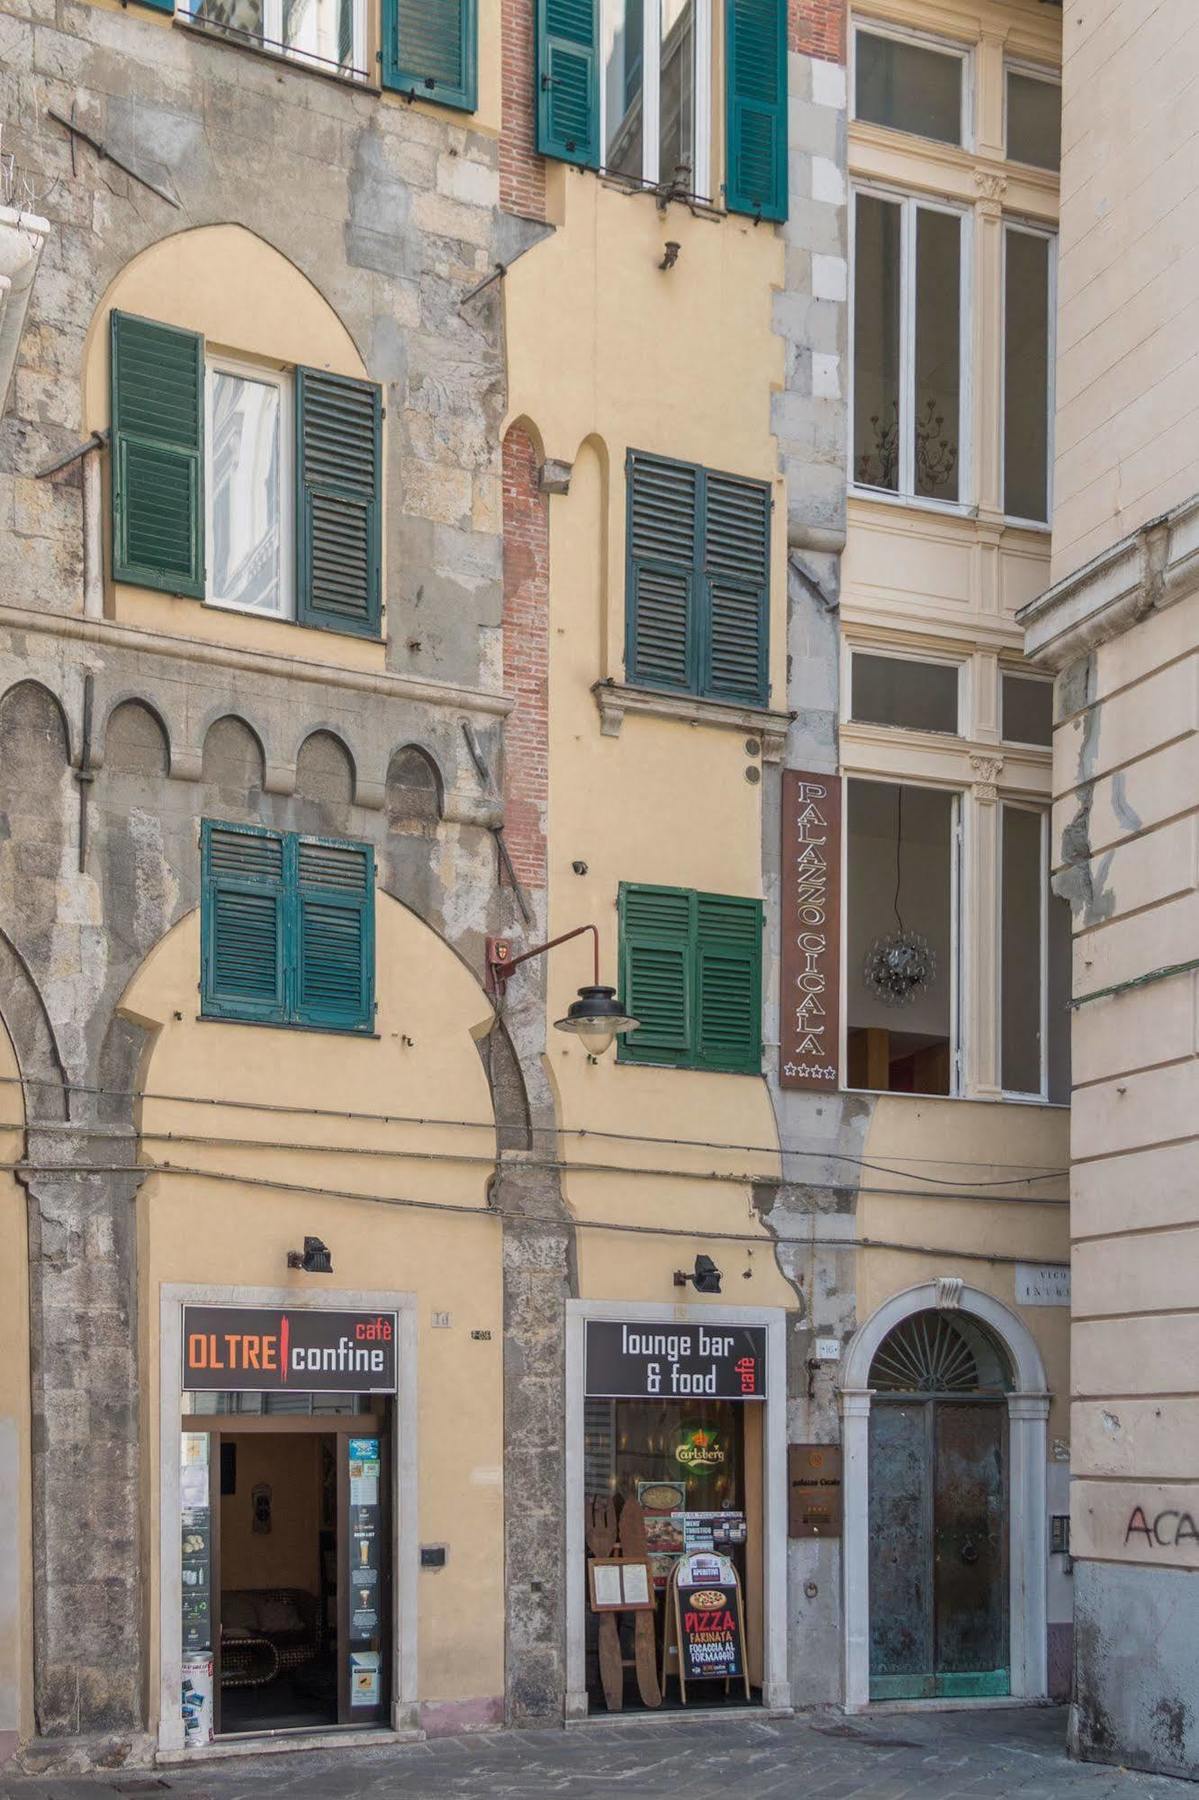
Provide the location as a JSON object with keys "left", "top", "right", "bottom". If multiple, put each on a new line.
{"left": 181, "top": 1654, "right": 214, "bottom": 1746}
{"left": 674, "top": 1553, "right": 746, "bottom": 1687}
{"left": 350, "top": 1650, "right": 381, "bottom": 1707}
{"left": 180, "top": 1433, "right": 212, "bottom": 1657}
{"left": 347, "top": 1436, "right": 383, "bottom": 1686}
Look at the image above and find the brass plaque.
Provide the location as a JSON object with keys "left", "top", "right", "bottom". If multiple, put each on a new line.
{"left": 788, "top": 1443, "right": 843, "bottom": 1539}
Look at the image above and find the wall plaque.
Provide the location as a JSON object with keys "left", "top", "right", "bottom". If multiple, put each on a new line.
{"left": 584, "top": 1321, "right": 766, "bottom": 1400}
{"left": 1015, "top": 1264, "right": 1070, "bottom": 1306}
{"left": 780, "top": 770, "right": 841, "bottom": 1092}
{"left": 788, "top": 1443, "right": 843, "bottom": 1538}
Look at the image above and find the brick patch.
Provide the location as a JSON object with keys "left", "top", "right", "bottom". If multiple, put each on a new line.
{"left": 790, "top": 0, "right": 846, "bottom": 61}
{"left": 501, "top": 424, "right": 549, "bottom": 891}
{"left": 500, "top": 0, "right": 546, "bottom": 220}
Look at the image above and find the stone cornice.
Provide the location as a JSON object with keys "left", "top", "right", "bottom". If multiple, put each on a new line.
{"left": 592, "top": 680, "right": 795, "bottom": 761}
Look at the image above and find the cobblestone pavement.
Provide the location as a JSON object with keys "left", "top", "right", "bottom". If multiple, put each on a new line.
{"left": 3, "top": 1708, "right": 1192, "bottom": 1800}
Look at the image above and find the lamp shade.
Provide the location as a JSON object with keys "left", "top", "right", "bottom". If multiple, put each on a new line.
{"left": 553, "top": 985, "right": 639, "bottom": 1056}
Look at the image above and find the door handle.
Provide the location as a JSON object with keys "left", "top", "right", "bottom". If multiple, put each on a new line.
{"left": 960, "top": 1539, "right": 979, "bottom": 1565}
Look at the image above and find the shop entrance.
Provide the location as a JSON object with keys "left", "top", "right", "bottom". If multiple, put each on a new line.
{"left": 580, "top": 1318, "right": 768, "bottom": 1713}
{"left": 867, "top": 1310, "right": 1011, "bottom": 1700}
{"left": 176, "top": 1301, "right": 399, "bottom": 1746}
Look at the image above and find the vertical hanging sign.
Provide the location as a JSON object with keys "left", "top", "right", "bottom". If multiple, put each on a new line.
{"left": 780, "top": 770, "right": 841, "bottom": 1092}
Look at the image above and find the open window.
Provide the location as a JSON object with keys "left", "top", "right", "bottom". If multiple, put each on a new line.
{"left": 846, "top": 780, "right": 958, "bottom": 1097}
{"left": 1000, "top": 804, "right": 1071, "bottom": 1102}
{"left": 178, "top": 0, "right": 368, "bottom": 81}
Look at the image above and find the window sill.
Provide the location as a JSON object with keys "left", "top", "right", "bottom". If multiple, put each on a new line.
{"left": 593, "top": 682, "right": 793, "bottom": 761}
{"left": 197, "top": 1013, "right": 379, "bottom": 1039}
{"left": 849, "top": 484, "right": 974, "bottom": 521}
{"left": 173, "top": 15, "right": 381, "bottom": 95}
{"left": 617, "top": 1055, "right": 763, "bottom": 1077}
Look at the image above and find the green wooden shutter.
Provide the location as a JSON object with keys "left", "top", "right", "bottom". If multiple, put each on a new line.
{"left": 110, "top": 311, "right": 204, "bottom": 597}
{"left": 701, "top": 470, "right": 770, "bottom": 705}
{"left": 296, "top": 368, "right": 382, "bottom": 638}
{"left": 626, "top": 452, "right": 700, "bottom": 694}
{"left": 294, "top": 837, "right": 375, "bottom": 1032}
{"left": 536, "top": 0, "right": 599, "bottom": 167}
{"left": 201, "top": 822, "right": 287, "bottom": 1023}
{"left": 695, "top": 892, "right": 762, "bottom": 1073}
{"left": 382, "top": 0, "right": 477, "bottom": 109}
{"left": 726, "top": 0, "right": 788, "bottom": 222}
{"left": 618, "top": 884, "right": 694, "bottom": 1065}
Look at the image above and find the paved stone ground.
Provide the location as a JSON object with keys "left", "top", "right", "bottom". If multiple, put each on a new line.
{"left": 2, "top": 1708, "right": 1191, "bottom": 1800}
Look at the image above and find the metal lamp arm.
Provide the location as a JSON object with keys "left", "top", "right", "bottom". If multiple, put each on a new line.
{"left": 490, "top": 923, "right": 600, "bottom": 989}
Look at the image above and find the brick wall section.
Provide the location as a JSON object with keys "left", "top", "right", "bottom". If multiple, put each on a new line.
{"left": 502, "top": 425, "right": 549, "bottom": 890}
{"left": 500, "top": 0, "right": 547, "bottom": 220}
{"left": 789, "top": 0, "right": 846, "bottom": 60}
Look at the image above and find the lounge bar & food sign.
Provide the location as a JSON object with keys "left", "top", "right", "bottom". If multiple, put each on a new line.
{"left": 182, "top": 1306, "right": 398, "bottom": 1393}
{"left": 585, "top": 1321, "right": 767, "bottom": 1400}
{"left": 780, "top": 770, "right": 841, "bottom": 1093}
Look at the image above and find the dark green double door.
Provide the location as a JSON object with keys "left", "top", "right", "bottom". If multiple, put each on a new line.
{"left": 868, "top": 1400, "right": 1009, "bottom": 1700}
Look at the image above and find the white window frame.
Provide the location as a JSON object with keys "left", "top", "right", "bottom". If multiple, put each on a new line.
{"left": 850, "top": 18, "right": 974, "bottom": 152}
{"left": 849, "top": 183, "right": 974, "bottom": 515}
{"left": 1000, "top": 219, "right": 1056, "bottom": 528}
{"left": 1003, "top": 59, "right": 1062, "bottom": 173}
{"left": 599, "top": 0, "right": 712, "bottom": 202}
{"left": 998, "top": 802, "right": 1053, "bottom": 1104}
{"left": 999, "top": 667, "right": 1054, "bottom": 748}
{"left": 841, "top": 775, "right": 964, "bottom": 1101}
{"left": 179, "top": 0, "right": 367, "bottom": 81}
{"left": 844, "top": 644, "right": 967, "bottom": 737}
{"left": 204, "top": 355, "right": 295, "bottom": 622}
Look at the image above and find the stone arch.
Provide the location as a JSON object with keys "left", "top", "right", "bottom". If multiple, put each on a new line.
{"left": 839, "top": 1283, "right": 1050, "bottom": 1709}
{"left": 200, "top": 715, "right": 266, "bottom": 799}
{"left": 386, "top": 744, "right": 443, "bottom": 835}
{"left": 0, "top": 678, "right": 71, "bottom": 775}
{"left": 0, "top": 930, "right": 67, "bottom": 1123}
{"left": 294, "top": 729, "right": 356, "bottom": 808}
{"left": 102, "top": 697, "right": 170, "bottom": 777}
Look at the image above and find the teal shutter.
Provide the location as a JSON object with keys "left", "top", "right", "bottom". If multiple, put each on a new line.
{"left": 726, "top": 0, "right": 788, "bottom": 222}
{"left": 618, "top": 884, "right": 693, "bottom": 1066}
{"left": 695, "top": 893, "right": 762, "bottom": 1073}
{"left": 201, "top": 822, "right": 287, "bottom": 1023}
{"left": 626, "top": 452, "right": 699, "bottom": 693}
{"left": 536, "top": 0, "right": 599, "bottom": 167}
{"left": 110, "top": 311, "right": 204, "bottom": 597}
{"left": 382, "top": 0, "right": 477, "bottom": 110}
{"left": 294, "top": 837, "right": 375, "bottom": 1032}
{"left": 701, "top": 470, "right": 770, "bottom": 705}
{"left": 296, "top": 368, "right": 381, "bottom": 638}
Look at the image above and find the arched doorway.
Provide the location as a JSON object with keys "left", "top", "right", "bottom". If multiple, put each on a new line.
{"left": 867, "top": 1310, "right": 1012, "bottom": 1700}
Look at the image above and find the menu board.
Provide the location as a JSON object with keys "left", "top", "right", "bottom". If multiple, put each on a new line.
{"left": 346, "top": 1436, "right": 384, "bottom": 1711}
{"left": 180, "top": 1433, "right": 212, "bottom": 1658}
{"left": 674, "top": 1553, "right": 745, "bottom": 1685}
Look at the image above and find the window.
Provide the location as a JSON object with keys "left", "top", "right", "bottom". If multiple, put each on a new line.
{"left": 1003, "top": 225, "right": 1054, "bottom": 523}
{"left": 846, "top": 780, "right": 958, "bottom": 1097}
{"left": 1001, "top": 672, "right": 1053, "bottom": 747}
{"left": 1006, "top": 67, "right": 1060, "bottom": 171}
{"left": 853, "top": 192, "right": 966, "bottom": 504}
{"left": 1000, "top": 805, "right": 1070, "bottom": 1101}
{"left": 854, "top": 25, "right": 966, "bottom": 147}
{"left": 179, "top": 0, "right": 368, "bottom": 80}
{"left": 110, "top": 312, "right": 382, "bottom": 638}
{"left": 851, "top": 652, "right": 960, "bottom": 734}
{"left": 618, "top": 883, "right": 762, "bottom": 1073}
{"left": 207, "top": 361, "right": 291, "bottom": 618}
{"left": 201, "top": 821, "right": 375, "bottom": 1032}
{"left": 625, "top": 450, "right": 770, "bottom": 707}
{"left": 603, "top": 0, "right": 711, "bottom": 195}
{"left": 537, "top": 0, "right": 786, "bottom": 220}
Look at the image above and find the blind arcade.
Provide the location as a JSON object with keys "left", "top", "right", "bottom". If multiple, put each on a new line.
{"left": 585, "top": 1321, "right": 767, "bottom": 1400}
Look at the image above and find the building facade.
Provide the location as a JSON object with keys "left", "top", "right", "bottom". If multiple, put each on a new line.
{"left": 0, "top": 0, "right": 1069, "bottom": 1770}
{"left": 1021, "top": 0, "right": 1199, "bottom": 1779}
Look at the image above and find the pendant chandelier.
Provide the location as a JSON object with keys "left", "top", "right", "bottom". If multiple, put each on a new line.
{"left": 863, "top": 786, "right": 936, "bottom": 1007}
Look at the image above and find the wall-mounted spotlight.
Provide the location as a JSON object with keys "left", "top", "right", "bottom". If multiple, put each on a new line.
{"left": 674, "top": 1254, "right": 722, "bottom": 1295}
{"left": 658, "top": 240, "right": 681, "bottom": 272}
{"left": 287, "top": 1236, "right": 333, "bottom": 1274}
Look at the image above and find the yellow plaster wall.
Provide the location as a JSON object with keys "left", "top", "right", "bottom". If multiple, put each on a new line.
{"left": 83, "top": 224, "right": 386, "bottom": 670}
{"left": 0, "top": 1017, "right": 31, "bottom": 1750}
{"left": 122, "top": 896, "right": 506, "bottom": 1716}
{"left": 505, "top": 184, "right": 787, "bottom": 1304}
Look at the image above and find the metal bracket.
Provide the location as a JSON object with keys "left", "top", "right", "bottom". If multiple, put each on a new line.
{"left": 49, "top": 105, "right": 180, "bottom": 209}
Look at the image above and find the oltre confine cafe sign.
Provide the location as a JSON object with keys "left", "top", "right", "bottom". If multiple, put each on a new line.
{"left": 183, "top": 1305, "right": 398, "bottom": 1393}
{"left": 585, "top": 1321, "right": 767, "bottom": 1399}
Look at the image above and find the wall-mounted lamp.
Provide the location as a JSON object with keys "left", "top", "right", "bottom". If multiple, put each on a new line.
{"left": 658, "top": 240, "right": 681, "bottom": 271}
{"left": 674, "top": 1254, "right": 722, "bottom": 1295}
{"left": 287, "top": 1235, "right": 333, "bottom": 1274}
{"left": 486, "top": 925, "right": 638, "bottom": 1059}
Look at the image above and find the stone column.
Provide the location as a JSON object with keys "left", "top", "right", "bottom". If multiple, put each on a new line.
{"left": 966, "top": 757, "right": 1005, "bottom": 1099}
{"left": 839, "top": 1386, "right": 872, "bottom": 1711}
{"left": 1008, "top": 1391, "right": 1050, "bottom": 1699}
{"left": 20, "top": 1127, "right": 146, "bottom": 1757}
